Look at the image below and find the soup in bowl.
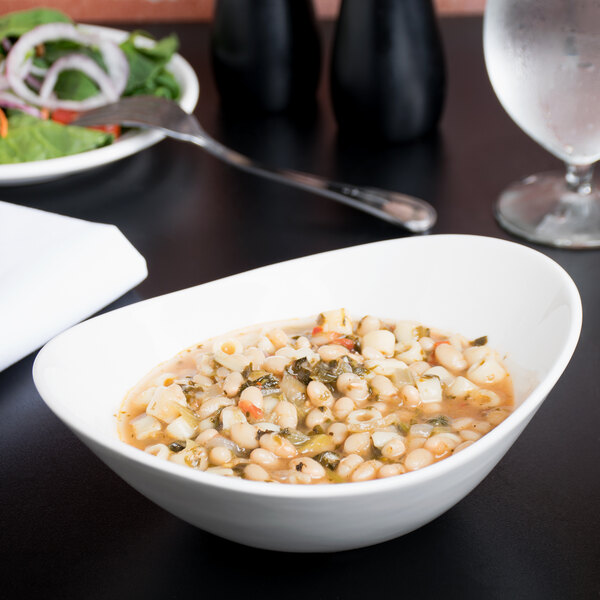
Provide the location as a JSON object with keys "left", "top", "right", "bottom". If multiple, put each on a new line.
{"left": 33, "top": 235, "right": 581, "bottom": 552}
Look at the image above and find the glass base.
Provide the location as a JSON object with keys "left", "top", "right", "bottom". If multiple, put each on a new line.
{"left": 495, "top": 171, "right": 600, "bottom": 249}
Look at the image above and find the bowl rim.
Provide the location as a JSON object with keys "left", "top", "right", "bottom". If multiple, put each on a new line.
{"left": 33, "top": 234, "right": 583, "bottom": 499}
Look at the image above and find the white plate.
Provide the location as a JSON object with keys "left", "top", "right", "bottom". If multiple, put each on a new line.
{"left": 0, "top": 25, "right": 200, "bottom": 186}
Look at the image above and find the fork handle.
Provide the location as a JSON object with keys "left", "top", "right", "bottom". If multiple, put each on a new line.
{"left": 194, "top": 134, "right": 436, "bottom": 232}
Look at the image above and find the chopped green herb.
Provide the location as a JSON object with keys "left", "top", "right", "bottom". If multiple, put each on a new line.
{"left": 470, "top": 336, "right": 488, "bottom": 347}
{"left": 427, "top": 415, "right": 450, "bottom": 427}
{"left": 168, "top": 441, "right": 185, "bottom": 453}
{"left": 315, "top": 451, "right": 341, "bottom": 470}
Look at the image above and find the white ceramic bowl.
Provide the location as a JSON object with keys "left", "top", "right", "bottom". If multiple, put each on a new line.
{"left": 33, "top": 235, "right": 582, "bottom": 552}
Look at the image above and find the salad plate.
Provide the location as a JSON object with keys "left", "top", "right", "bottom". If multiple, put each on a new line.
{"left": 0, "top": 24, "right": 199, "bottom": 186}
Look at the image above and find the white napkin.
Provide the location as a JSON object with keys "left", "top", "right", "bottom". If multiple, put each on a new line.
{"left": 0, "top": 201, "right": 147, "bottom": 371}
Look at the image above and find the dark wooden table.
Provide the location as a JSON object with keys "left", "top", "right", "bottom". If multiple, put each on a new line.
{"left": 1, "top": 19, "right": 598, "bottom": 600}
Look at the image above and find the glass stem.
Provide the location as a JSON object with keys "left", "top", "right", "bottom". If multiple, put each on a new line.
{"left": 565, "top": 163, "right": 594, "bottom": 195}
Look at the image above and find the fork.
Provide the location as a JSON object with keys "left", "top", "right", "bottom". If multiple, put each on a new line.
{"left": 73, "top": 97, "right": 437, "bottom": 232}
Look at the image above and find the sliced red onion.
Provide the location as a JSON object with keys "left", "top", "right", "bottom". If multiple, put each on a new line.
{"left": 0, "top": 61, "right": 8, "bottom": 91}
{"left": 5, "top": 22, "right": 129, "bottom": 110}
{"left": 29, "top": 62, "right": 48, "bottom": 77}
{"left": 1, "top": 38, "right": 11, "bottom": 53}
{"left": 97, "top": 39, "right": 128, "bottom": 98}
{"left": 0, "top": 91, "right": 42, "bottom": 118}
{"left": 40, "top": 53, "right": 118, "bottom": 102}
{"left": 25, "top": 74, "right": 41, "bottom": 91}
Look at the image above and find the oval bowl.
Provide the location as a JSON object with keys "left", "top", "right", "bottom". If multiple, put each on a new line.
{"left": 33, "top": 235, "right": 582, "bottom": 552}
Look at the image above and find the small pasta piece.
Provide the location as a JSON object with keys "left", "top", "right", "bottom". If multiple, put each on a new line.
{"left": 467, "top": 358, "right": 507, "bottom": 385}
{"left": 131, "top": 413, "right": 162, "bottom": 440}
{"left": 166, "top": 416, "right": 197, "bottom": 439}
{"left": 144, "top": 443, "right": 170, "bottom": 460}
{"left": 357, "top": 315, "right": 381, "bottom": 336}
{"left": 361, "top": 329, "right": 396, "bottom": 357}
{"left": 266, "top": 328, "right": 289, "bottom": 349}
{"left": 416, "top": 375, "right": 443, "bottom": 404}
{"left": 396, "top": 341, "right": 424, "bottom": 363}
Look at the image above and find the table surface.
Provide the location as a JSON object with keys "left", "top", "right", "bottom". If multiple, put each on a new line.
{"left": 1, "top": 18, "right": 598, "bottom": 600}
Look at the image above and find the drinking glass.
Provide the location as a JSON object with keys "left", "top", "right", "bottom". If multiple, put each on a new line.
{"left": 484, "top": 0, "right": 600, "bottom": 248}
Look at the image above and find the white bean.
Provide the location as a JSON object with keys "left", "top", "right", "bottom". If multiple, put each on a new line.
{"left": 424, "top": 433, "right": 461, "bottom": 454}
{"left": 408, "top": 361, "right": 430, "bottom": 376}
{"left": 230, "top": 422, "right": 259, "bottom": 450}
{"left": 244, "top": 464, "right": 269, "bottom": 481}
{"left": 381, "top": 437, "right": 406, "bottom": 459}
{"left": 370, "top": 375, "right": 398, "bottom": 399}
{"left": 266, "top": 328, "right": 289, "bottom": 349}
{"left": 327, "top": 422, "right": 348, "bottom": 446}
{"left": 336, "top": 454, "right": 364, "bottom": 478}
{"left": 333, "top": 396, "right": 355, "bottom": 420}
{"left": 263, "top": 355, "right": 289, "bottom": 376}
{"left": 223, "top": 371, "right": 243, "bottom": 397}
{"left": 307, "top": 380, "right": 333, "bottom": 407}
{"left": 209, "top": 446, "right": 233, "bottom": 465}
{"left": 197, "top": 395, "right": 233, "bottom": 420}
{"left": 343, "top": 432, "right": 371, "bottom": 455}
{"left": 336, "top": 373, "right": 370, "bottom": 403}
{"left": 351, "top": 460, "right": 381, "bottom": 482}
{"left": 195, "top": 428, "right": 218, "bottom": 445}
{"left": 435, "top": 343, "right": 467, "bottom": 373}
{"left": 401, "top": 384, "right": 420, "bottom": 406}
{"left": 318, "top": 344, "right": 349, "bottom": 361}
{"left": 454, "top": 440, "right": 474, "bottom": 453}
{"left": 378, "top": 463, "right": 406, "bottom": 478}
{"left": 239, "top": 386, "right": 264, "bottom": 411}
{"left": 418, "top": 336, "right": 435, "bottom": 352}
{"left": 245, "top": 347, "right": 266, "bottom": 369}
{"left": 361, "top": 329, "right": 396, "bottom": 356}
{"left": 407, "top": 436, "right": 427, "bottom": 451}
{"left": 259, "top": 433, "right": 297, "bottom": 458}
{"left": 250, "top": 448, "right": 280, "bottom": 468}
{"left": 289, "top": 457, "right": 326, "bottom": 479}
{"left": 295, "top": 336, "right": 311, "bottom": 349}
{"left": 305, "top": 407, "right": 332, "bottom": 430}
{"left": 274, "top": 400, "right": 298, "bottom": 428}
{"left": 404, "top": 448, "right": 434, "bottom": 471}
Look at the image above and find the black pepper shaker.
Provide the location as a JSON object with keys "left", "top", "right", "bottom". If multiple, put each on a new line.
{"left": 330, "top": 0, "right": 446, "bottom": 143}
{"left": 211, "top": 0, "right": 321, "bottom": 113}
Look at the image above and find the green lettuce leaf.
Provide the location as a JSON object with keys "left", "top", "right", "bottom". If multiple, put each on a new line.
{"left": 120, "top": 32, "right": 180, "bottom": 100}
{"left": 0, "top": 112, "right": 113, "bottom": 163}
{"left": 0, "top": 8, "right": 71, "bottom": 41}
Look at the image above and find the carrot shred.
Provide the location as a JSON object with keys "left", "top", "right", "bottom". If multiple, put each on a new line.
{"left": 40, "top": 108, "right": 50, "bottom": 120}
{"left": 238, "top": 399, "right": 263, "bottom": 420}
{"left": 0, "top": 109, "right": 8, "bottom": 139}
{"left": 332, "top": 337, "right": 356, "bottom": 351}
{"left": 433, "top": 340, "right": 450, "bottom": 349}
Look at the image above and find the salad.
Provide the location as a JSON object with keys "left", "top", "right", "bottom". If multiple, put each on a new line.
{"left": 0, "top": 8, "right": 181, "bottom": 164}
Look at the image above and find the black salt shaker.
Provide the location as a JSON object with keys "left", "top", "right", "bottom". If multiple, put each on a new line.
{"left": 211, "top": 0, "right": 321, "bottom": 113}
{"left": 330, "top": 0, "right": 446, "bottom": 143}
